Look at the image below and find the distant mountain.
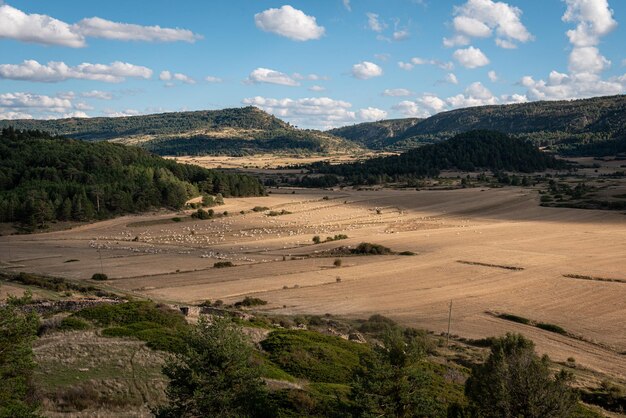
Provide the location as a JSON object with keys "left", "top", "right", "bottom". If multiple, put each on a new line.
{"left": 327, "top": 118, "right": 422, "bottom": 149}
{"left": 330, "top": 95, "right": 626, "bottom": 154}
{"left": 311, "top": 130, "right": 567, "bottom": 183}
{"left": 0, "top": 107, "right": 360, "bottom": 156}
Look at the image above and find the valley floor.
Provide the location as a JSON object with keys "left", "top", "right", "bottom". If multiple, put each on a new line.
{"left": 2, "top": 186, "right": 625, "bottom": 383}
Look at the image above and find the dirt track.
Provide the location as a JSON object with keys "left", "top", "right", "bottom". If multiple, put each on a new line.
{"left": 2, "top": 187, "right": 625, "bottom": 381}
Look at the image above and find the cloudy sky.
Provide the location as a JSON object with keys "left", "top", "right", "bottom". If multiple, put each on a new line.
{"left": 1, "top": 0, "right": 625, "bottom": 129}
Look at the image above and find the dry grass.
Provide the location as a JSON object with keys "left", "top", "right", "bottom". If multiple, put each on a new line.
{"left": 34, "top": 331, "right": 167, "bottom": 417}
{"left": 3, "top": 185, "right": 626, "bottom": 382}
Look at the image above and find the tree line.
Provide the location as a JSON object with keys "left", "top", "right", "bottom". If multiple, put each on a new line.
{"left": 0, "top": 128, "right": 264, "bottom": 228}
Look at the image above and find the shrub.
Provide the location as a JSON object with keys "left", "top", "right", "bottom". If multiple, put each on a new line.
{"left": 497, "top": 313, "right": 531, "bottom": 325}
{"left": 352, "top": 242, "right": 392, "bottom": 255}
{"left": 333, "top": 259, "right": 342, "bottom": 267}
{"left": 358, "top": 314, "right": 397, "bottom": 334}
{"left": 235, "top": 297, "right": 268, "bottom": 307}
{"left": 172, "top": 217, "right": 182, "bottom": 222}
{"left": 252, "top": 206, "right": 269, "bottom": 212}
{"left": 312, "top": 236, "right": 321, "bottom": 244}
{"left": 91, "top": 273, "right": 108, "bottom": 281}
{"left": 398, "top": 251, "right": 416, "bottom": 256}
{"left": 536, "top": 323, "right": 567, "bottom": 335}
{"left": 59, "top": 316, "right": 91, "bottom": 331}
{"left": 192, "top": 208, "right": 212, "bottom": 220}
{"left": 214, "top": 261, "right": 234, "bottom": 268}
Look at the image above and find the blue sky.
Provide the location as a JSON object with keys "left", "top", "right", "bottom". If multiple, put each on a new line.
{"left": 0, "top": 0, "right": 625, "bottom": 129}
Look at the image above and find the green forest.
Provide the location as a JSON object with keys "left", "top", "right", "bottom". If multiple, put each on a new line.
{"left": 311, "top": 131, "right": 567, "bottom": 184}
{"left": 0, "top": 128, "right": 264, "bottom": 228}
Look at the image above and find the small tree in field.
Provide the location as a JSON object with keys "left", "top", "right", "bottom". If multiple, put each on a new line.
{"left": 463, "top": 333, "right": 577, "bottom": 418}
{"left": 312, "top": 235, "right": 321, "bottom": 244}
{"left": 155, "top": 317, "right": 272, "bottom": 418}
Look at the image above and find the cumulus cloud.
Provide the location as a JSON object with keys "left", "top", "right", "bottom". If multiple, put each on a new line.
{"left": 453, "top": 46, "right": 490, "bottom": 68}
{"left": 446, "top": 0, "right": 533, "bottom": 48}
{"left": 0, "top": 111, "right": 33, "bottom": 120}
{"left": 366, "top": 12, "right": 386, "bottom": 32}
{"left": 255, "top": 5, "right": 325, "bottom": 41}
{"left": 443, "top": 73, "right": 459, "bottom": 84}
{"left": 351, "top": 61, "right": 383, "bottom": 79}
{"left": 487, "top": 70, "right": 498, "bottom": 82}
{"left": 393, "top": 82, "right": 499, "bottom": 118}
{"left": 398, "top": 57, "right": 454, "bottom": 71}
{"left": 0, "top": 4, "right": 85, "bottom": 47}
{"left": 392, "top": 30, "right": 410, "bottom": 41}
{"left": 103, "top": 108, "right": 141, "bottom": 117}
{"left": 74, "top": 17, "right": 201, "bottom": 43}
{"left": 0, "top": 92, "right": 72, "bottom": 110}
{"left": 242, "top": 96, "right": 387, "bottom": 129}
{"left": 62, "top": 111, "right": 90, "bottom": 118}
{"left": 309, "top": 85, "right": 326, "bottom": 92}
{"left": 520, "top": 0, "right": 622, "bottom": 101}
{"left": 382, "top": 88, "right": 412, "bottom": 97}
{"left": 0, "top": 4, "right": 200, "bottom": 47}
{"left": 246, "top": 68, "right": 299, "bottom": 86}
{"left": 205, "top": 75, "right": 223, "bottom": 83}
{"left": 159, "top": 70, "right": 172, "bottom": 81}
{"left": 0, "top": 60, "right": 152, "bottom": 83}
{"left": 357, "top": 107, "right": 388, "bottom": 121}
{"left": 81, "top": 90, "right": 113, "bottom": 100}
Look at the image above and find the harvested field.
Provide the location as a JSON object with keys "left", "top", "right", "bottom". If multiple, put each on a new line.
{"left": 2, "top": 186, "right": 625, "bottom": 382}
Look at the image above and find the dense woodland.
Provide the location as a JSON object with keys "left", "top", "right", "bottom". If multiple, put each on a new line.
{"left": 311, "top": 131, "right": 567, "bottom": 184}
{"left": 329, "top": 95, "right": 626, "bottom": 153}
{"left": 0, "top": 128, "right": 264, "bottom": 228}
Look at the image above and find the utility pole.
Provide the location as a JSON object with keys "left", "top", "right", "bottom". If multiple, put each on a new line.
{"left": 446, "top": 300, "right": 453, "bottom": 349}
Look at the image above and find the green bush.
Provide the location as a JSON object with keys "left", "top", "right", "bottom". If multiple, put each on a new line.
{"left": 252, "top": 206, "right": 269, "bottom": 212}
{"left": 536, "top": 323, "right": 567, "bottom": 335}
{"left": 497, "top": 313, "right": 531, "bottom": 325}
{"left": 214, "top": 261, "right": 234, "bottom": 268}
{"left": 260, "top": 330, "right": 370, "bottom": 383}
{"left": 235, "top": 297, "right": 268, "bottom": 307}
{"left": 59, "top": 316, "right": 91, "bottom": 331}
{"left": 91, "top": 273, "right": 108, "bottom": 281}
{"left": 352, "top": 242, "right": 392, "bottom": 255}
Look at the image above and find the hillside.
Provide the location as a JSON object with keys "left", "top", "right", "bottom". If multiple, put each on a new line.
{"left": 0, "top": 128, "right": 264, "bottom": 228}
{"left": 0, "top": 107, "right": 360, "bottom": 156}
{"left": 328, "top": 95, "right": 626, "bottom": 154}
{"left": 312, "top": 130, "right": 566, "bottom": 183}
{"left": 327, "top": 118, "right": 422, "bottom": 149}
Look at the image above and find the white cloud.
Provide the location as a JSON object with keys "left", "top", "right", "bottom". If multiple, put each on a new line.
{"left": 292, "top": 73, "right": 329, "bottom": 81}
{"left": 0, "top": 111, "right": 33, "bottom": 120}
{"left": 487, "top": 70, "right": 498, "bottom": 82}
{"left": 366, "top": 12, "right": 386, "bottom": 32}
{"left": 0, "top": 60, "right": 152, "bottom": 83}
{"left": 375, "top": 53, "right": 391, "bottom": 61}
{"left": 159, "top": 70, "right": 172, "bottom": 81}
{"left": 74, "top": 17, "right": 201, "bottom": 43}
{"left": 392, "top": 30, "right": 409, "bottom": 41}
{"left": 81, "top": 90, "right": 113, "bottom": 100}
{"left": 173, "top": 72, "right": 195, "bottom": 84}
{"left": 103, "top": 108, "right": 141, "bottom": 117}
{"left": 0, "top": 4, "right": 200, "bottom": 47}
{"left": 309, "top": 85, "right": 326, "bottom": 92}
{"left": 246, "top": 68, "right": 299, "bottom": 86}
{"left": 398, "top": 57, "right": 454, "bottom": 71}
{"left": 447, "top": 0, "right": 533, "bottom": 49}
{"left": 0, "top": 4, "right": 85, "bottom": 47}
{"left": 205, "top": 75, "right": 223, "bottom": 83}
{"left": 351, "top": 61, "right": 383, "bottom": 79}
{"left": 562, "top": 0, "right": 617, "bottom": 47}
{"left": 453, "top": 46, "right": 490, "bottom": 68}
{"left": 343, "top": 0, "right": 352, "bottom": 12}
{"left": 62, "top": 111, "right": 90, "bottom": 118}
{"left": 241, "top": 96, "right": 387, "bottom": 129}
{"left": 520, "top": 0, "right": 622, "bottom": 101}
{"left": 357, "top": 107, "right": 387, "bottom": 121}
{"left": 443, "top": 73, "right": 459, "bottom": 84}
{"left": 443, "top": 35, "right": 470, "bottom": 47}
{"left": 382, "top": 88, "right": 412, "bottom": 97}
{"left": 255, "top": 5, "right": 325, "bottom": 41}
{"left": 0, "top": 92, "right": 72, "bottom": 110}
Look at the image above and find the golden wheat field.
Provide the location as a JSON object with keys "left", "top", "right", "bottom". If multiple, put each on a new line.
{"left": 2, "top": 186, "right": 625, "bottom": 381}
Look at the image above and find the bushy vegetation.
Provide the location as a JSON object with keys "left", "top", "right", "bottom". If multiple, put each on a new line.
{"left": 213, "top": 261, "right": 234, "bottom": 268}
{"left": 0, "top": 293, "right": 40, "bottom": 417}
{"left": 312, "top": 131, "right": 566, "bottom": 184}
{"left": 74, "top": 301, "right": 188, "bottom": 352}
{"left": 261, "top": 330, "right": 370, "bottom": 384}
{"left": 351, "top": 242, "right": 392, "bottom": 255}
{"left": 234, "top": 297, "right": 268, "bottom": 307}
{"left": 90, "top": 273, "right": 108, "bottom": 281}
{"left": 0, "top": 128, "right": 264, "bottom": 228}
{"left": 1, "top": 272, "right": 114, "bottom": 297}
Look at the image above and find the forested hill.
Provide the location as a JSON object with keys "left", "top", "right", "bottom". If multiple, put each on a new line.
{"left": 329, "top": 95, "right": 626, "bottom": 153}
{"left": 327, "top": 118, "right": 422, "bottom": 149}
{"left": 0, "top": 107, "right": 360, "bottom": 156}
{"left": 312, "top": 130, "right": 566, "bottom": 183}
{"left": 0, "top": 128, "right": 264, "bottom": 228}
